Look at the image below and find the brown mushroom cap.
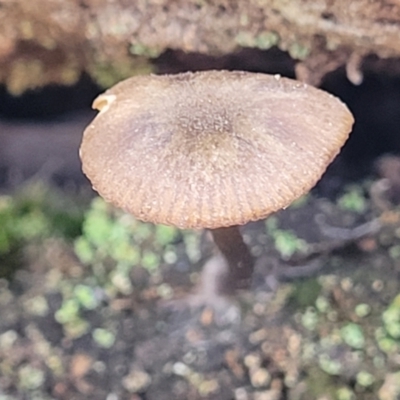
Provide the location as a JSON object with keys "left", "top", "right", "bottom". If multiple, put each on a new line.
{"left": 80, "top": 71, "right": 354, "bottom": 229}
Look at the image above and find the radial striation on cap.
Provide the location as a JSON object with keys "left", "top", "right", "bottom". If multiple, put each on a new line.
{"left": 80, "top": 71, "right": 354, "bottom": 229}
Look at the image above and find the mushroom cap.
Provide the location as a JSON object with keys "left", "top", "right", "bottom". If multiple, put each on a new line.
{"left": 80, "top": 71, "right": 354, "bottom": 229}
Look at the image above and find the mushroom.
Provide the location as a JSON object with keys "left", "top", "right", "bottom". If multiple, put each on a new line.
{"left": 80, "top": 70, "right": 354, "bottom": 299}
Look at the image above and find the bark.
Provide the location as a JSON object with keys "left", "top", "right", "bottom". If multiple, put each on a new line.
{"left": 1, "top": 0, "right": 400, "bottom": 94}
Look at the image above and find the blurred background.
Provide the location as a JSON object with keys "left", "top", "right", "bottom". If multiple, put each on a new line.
{"left": 1, "top": 1, "right": 400, "bottom": 400}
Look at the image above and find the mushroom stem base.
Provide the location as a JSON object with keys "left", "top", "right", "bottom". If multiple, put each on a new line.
{"left": 210, "top": 226, "right": 254, "bottom": 294}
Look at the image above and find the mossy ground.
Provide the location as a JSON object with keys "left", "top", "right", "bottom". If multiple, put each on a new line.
{"left": 0, "top": 180, "right": 400, "bottom": 400}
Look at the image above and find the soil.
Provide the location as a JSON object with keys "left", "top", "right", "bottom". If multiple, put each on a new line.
{"left": 1, "top": 182, "right": 400, "bottom": 400}
{"left": 1, "top": 56, "right": 400, "bottom": 399}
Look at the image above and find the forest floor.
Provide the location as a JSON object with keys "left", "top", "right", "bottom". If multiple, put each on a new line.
{"left": 1, "top": 157, "right": 400, "bottom": 400}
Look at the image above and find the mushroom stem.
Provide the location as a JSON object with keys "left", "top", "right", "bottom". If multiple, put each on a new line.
{"left": 210, "top": 226, "right": 254, "bottom": 293}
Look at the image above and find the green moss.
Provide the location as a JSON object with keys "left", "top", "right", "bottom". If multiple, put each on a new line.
{"left": 92, "top": 328, "right": 115, "bottom": 348}
{"left": 55, "top": 298, "right": 80, "bottom": 324}
{"left": 129, "top": 43, "right": 162, "bottom": 58}
{"left": 73, "top": 284, "right": 99, "bottom": 310}
{"left": 318, "top": 353, "right": 342, "bottom": 375}
{"left": 389, "top": 245, "right": 400, "bottom": 260}
{"left": 55, "top": 306, "right": 90, "bottom": 338}
{"left": 74, "top": 197, "right": 184, "bottom": 297}
{"left": 376, "top": 293, "right": 400, "bottom": 354}
{"left": 255, "top": 31, "right": 280, "bottom": 50}
{"left": 383, "top": 295, "right": 400, "bottom": 336}
{"left": 89, "top": 58, "right": 154, "bottom": 89}
{"left": 288, "top": 42, "right": 311, "bottom": 60}
{"left": 355, "top": 370, "right": 375, "bottom": 387}
{"left": 0, "top": 184, "right": 84, "bottom": 279}
{"left": 155, "top": 225, "right": 179, "bottom": 246}
{"left": 265, "top": 217, "right": 309, "bottom": 259}
{"left": 18, "top": 365, "right": 45, "bottom": 390}
{"left": 291, "top": 279, "right": 322, "bottom": 308}
{"left": 375, "top": 327, "right": 398, "bottom": 354}
{"left": 235, "top": 30, "right": 280, "bottom": 51}
{"left": 289, "top": 194, "right": 310, "bottom": 209}
{"left": 54, "top": 280, "right": 101, "bottom": 338}
{"left": 315, "top": 295, "right": 331, "bottom": 313}
{"left": 234, "top": 31, "right": 255, "bottom": 47}
{"left": 301, "top": 307, "right": 319, "bottom": 331}
{"left": 337, "top": 186, "right": 367, "bottom": 213}
{"left": 75, "top": 198, "right": 142, "bottom": 272}
{"left": 304, "top": 366, "right": 338, "bottom": 398}
{"left": 354, "top": 304, "right": 371, "bottom": 318}
{"left": 74, "top": 237, "right": 95, "bottom": 265}
{"left": 340, "top": 323, "right": 365, "bottom": 349}
{"left": 183, "top": 231, "right": 202, "bottom": 263}
{"left": 273, "top": 230, "right": 308, "bottom": 259}
{"left": 0, "top": 196, "right": 20, "bottom": 255}
{"left": 336, "top": 387, "right": 355, "bottom": 400}
{"left": 142, "top": 250, "right": 160, "bottom": 273}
